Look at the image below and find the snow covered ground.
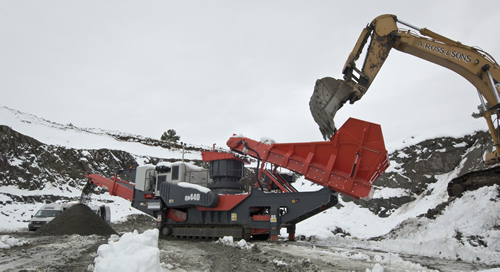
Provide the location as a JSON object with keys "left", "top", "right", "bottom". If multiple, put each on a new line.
{"left": 1, "top": 106, "right": 499, "bottom": 271}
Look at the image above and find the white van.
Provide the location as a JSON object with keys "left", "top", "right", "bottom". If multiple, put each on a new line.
{"left": 28, "top": 203, "right": 72, "bottom": 231}
{"left": 28, "top": 203, "right": 111, "bottom": 231}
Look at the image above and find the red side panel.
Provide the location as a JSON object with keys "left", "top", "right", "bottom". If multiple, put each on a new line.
{"left": 166, "top": 208, "right": 187, "bottom": 222}
{"left": 251, "top": 228, "right": 270, "bottom": 235}
{"left": 226, "top": 118, "right": 389, "bottom": 200}
{"left": 85, "top": 174, "right": 134, "bottom": 201}
{"left": 252, "top": 215, "right": 271, "bottom": 221}
{"left": 196, "top": 194, "right": 250, "bottom": 211}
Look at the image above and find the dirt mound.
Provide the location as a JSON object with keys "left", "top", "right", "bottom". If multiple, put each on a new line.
{"left": 35, "top": 204, "right": 117, "bottom": 236}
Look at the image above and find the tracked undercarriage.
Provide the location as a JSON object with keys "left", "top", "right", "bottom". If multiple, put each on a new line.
{"left": 448, "top": 165, "right": 500, "bottom": 197}
{"left": 159, "top": 223, "right": 252, "bottom": 240}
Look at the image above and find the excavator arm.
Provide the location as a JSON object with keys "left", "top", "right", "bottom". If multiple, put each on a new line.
{"left": 310, "top": 14, "right": 500, "bottom": 163}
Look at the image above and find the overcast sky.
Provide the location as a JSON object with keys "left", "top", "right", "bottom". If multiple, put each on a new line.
{"left": 2, "top": 1, "right": 500, "bottom": 149}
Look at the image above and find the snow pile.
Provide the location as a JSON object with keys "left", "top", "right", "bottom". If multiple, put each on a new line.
{"left": 216, "top": 236, "right": 254, "bottom": 250}
{"left": 93, "top": 229, "right": 161, "bottom": 272}
{"left": 0, "top": 235, "right": 29, "bottom": 249}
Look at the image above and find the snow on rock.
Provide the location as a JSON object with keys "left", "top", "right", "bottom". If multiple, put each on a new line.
{"left": 385, "top": 118, "right": 487, "bottom": 153}
{"left": 94, "top": 229, "right": 161, "bottom": 272}
{"left": 272, "top": 259, "right": 288, "bottom": 268}
{"left": 376, "top": 185, "right": 500, "bottom": 265}
{"left": 0, "top": 106, "right": 202, "bottom": 160}
{"left": 373, "top": 187, "right": 411, "bottom": 199}
{"left": 217, "top": 236, "right": 234, "bottom": 244}
{"left": 216, "top": 236, "right": 254, "bottom": 250}
{"left": 0, "top": 235, "right": 29, "bottom": 249}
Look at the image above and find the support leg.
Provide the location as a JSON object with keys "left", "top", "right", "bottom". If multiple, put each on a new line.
{"left": 269, "top": 206, "right": 280, "bottom": 242}
{"left": 287, "top": 225, "right": 296, "bottom": 241}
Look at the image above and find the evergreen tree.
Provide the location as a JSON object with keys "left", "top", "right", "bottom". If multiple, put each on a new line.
{"left": 161, "top": 129, "right": 180, "bottom": 143}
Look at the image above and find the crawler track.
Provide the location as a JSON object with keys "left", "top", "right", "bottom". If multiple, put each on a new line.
{"left": 447, "top": 165, "right": 500, "bottom": 197}
{"left": 159, "top": 223, "right": 252, "bottom": 241}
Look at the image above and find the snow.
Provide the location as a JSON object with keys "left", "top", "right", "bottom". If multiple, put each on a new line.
{"left": 215, "top": 236, "right": 254, "bottom": 250}
{"left": 270, "top": 242, "right": 439, "bottom": 271}
{"left": 176, "top": 182, "right": 211, "bottom": 193}
{"left": 94, "top": 229, "right": 161, "bottom": 272}
{"left": 373, "top": 187, "right": 411, "bottom": 199}
{"left": 272, "top": 259, "right": 288, "bottom": 267}
{"left": 367, "top": 263, "right": 384, "bottom": 272}
{"left": 260, "top": 136, "right": 276, "bottom": 145}
{"left": 293, "top": 169, "right": 500, "bottom": 265}
{"left": 295, "top": 184, "right": 500, "bottom": 265}
{"left": 0, "top": 235, "right": 29, "bottom": 249}
{"left": 385, "top": 160, "right": 404, "bottom": 173}
{"left": 0, "top": 106, "right": 203, "bottom": 160}
{"left": 293, "top": 163, "right": 452, "bottom": 239}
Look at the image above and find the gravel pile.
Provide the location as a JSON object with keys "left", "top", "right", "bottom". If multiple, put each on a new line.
{"left": 35, "top": 204, "right": 117, "bottom": 236}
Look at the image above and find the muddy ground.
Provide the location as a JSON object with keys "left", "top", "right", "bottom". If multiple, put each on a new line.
{"left": 0, "top": 215, "right": 496, "bottom": 272}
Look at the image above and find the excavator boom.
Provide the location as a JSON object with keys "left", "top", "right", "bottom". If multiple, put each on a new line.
{"left": 310, "top": 14, "right": 500, "bottom": 164}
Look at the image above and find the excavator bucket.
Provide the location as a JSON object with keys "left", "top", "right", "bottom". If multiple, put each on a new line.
{"left": 309, "top": 77, "right": 358, "bottom": 140}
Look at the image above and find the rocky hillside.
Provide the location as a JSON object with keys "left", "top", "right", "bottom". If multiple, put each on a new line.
{"left": 0, "top": 124, "right": 207, "bottom": 205}
{"left": 344, "top": 130, "right": 494, "bottom": 217}
{"left": 0, "top": 123, "right": 263, "bottom": 209}
{"left": 1, "top": 118, "right": 495, "bottom": 220}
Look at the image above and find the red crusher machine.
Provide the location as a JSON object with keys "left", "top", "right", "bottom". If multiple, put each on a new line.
{"left": 85, "top": 118, "right": 389, "bottom": 241}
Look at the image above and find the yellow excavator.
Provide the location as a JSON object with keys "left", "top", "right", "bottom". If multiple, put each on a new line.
{"left": 310, "top": 14, "right": 500, "bottom": 196}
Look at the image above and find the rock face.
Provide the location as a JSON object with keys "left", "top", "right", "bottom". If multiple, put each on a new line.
{"left": 0, "top": 125, "right": 138, "bottom": 190}
{"left": 35, "top": 204, "right": 117, "bottom": 236}
{"left": 343, "top": 130, "right": 494, "bottom": 217}
{"left": 0, "top": 125, "right": 204, "bottom": 205}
